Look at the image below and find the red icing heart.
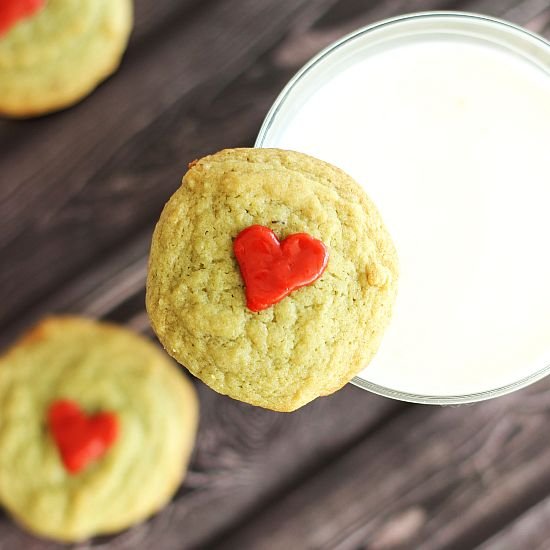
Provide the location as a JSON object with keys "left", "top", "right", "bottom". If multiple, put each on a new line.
{"left": 48, "top": 399, "right": 119, "bottom": 475}
{"left": 0, "top": 0, "right": 45, "bottom": 36}
{"left": 233, "top": 225, "right": 329, "bottom": 312}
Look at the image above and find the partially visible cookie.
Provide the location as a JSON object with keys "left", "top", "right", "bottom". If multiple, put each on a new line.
{"left": 0, "top": 317, "right": 198, "bottom": 542}
{"left": 0, "top": 0, "right": 132, "bottom": 117}
{"left": 146, "top": 148, "right": 398, "bottom": 412}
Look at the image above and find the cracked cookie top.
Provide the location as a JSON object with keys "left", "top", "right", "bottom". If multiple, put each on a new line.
{"left": 147, "top": 148, "right": 398, "bottom": 411}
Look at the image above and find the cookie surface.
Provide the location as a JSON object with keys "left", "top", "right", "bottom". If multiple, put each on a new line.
{"left": 0, "top": 317, "right": 198, "bottom": 542}
{"left": 0, "top": 0, "right": 132, "bottom": 117}
{"left": 147, "top": 148, "right": 398, "bottom": 412}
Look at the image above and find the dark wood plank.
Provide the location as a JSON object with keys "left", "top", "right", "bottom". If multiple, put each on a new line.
{"left": 478, "top": 497, "right": 550, "bottom": 550}
{"left": 467, "top": 0, "right": 540, "bottom": 16}
{"left": 274, "top": 0, "right": 460, "bottom": 70}
{"left": 273, "top": 0, "right": 527, "bottom": 70}
{"left": 521, "top": 3, "right": 550, "bottom": 34}
{"left": 501, "top": 0, "right": 550, "bottom": 25}
{"left": 131, "top": 0, "right": 205, "bottom": 45}
{"left": 210, "top": 381, "right": 550, "bottom": 550}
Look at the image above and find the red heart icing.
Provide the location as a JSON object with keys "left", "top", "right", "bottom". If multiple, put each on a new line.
{"left": 233, "top": 225, "right": 329, "bottom": 312}
{"left": 0, "top": 0, "right": 45, "bottom": 36}
{"left": 48, "top": 399, "right": 119, "bottom": 475}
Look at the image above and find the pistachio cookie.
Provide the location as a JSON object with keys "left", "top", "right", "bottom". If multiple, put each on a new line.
{"left": 147, "top": 148, "right": 398, "bottom": 412}
{"left": 0, "top": 317, "right": 198, "bottom": 542}
{"left": 0, "top": 0, "right": 132, "bottom": 117}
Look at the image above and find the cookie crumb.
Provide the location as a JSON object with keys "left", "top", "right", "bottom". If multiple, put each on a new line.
{"left": 366, "top": 263, "right": 390, "bottom": 288}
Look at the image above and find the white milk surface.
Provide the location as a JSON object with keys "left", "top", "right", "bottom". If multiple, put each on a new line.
{"left": 261, "top": 38, "right": 550, "bottom": 396}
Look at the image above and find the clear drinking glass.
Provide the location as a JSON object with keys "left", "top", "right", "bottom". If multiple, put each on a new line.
{"left": 256, "top": 12, "right": 550, "bottom": 404}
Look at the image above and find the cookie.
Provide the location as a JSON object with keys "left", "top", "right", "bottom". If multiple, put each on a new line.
{"left": 0, "top": 317, "right": 198, "bottom": 542}
{"left": 146, "top": 148, "right": 398, "bottom": 412}
{"left": 0, "top": 0, "right": 132, "bottom": 117}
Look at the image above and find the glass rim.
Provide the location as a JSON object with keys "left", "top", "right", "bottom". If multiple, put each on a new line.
{"left": 255, "top": 11, "right": 550, "bottom": 405}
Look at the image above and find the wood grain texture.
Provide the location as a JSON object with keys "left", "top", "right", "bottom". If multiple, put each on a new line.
{"left": 131, "top": 0, "right": 206, "bottom": 45}
{"left": 1, "top": 0, "right": 549, "bottom": 548}
{"left": 213, "top": 382, "right": 550, "bottom": 550}
{"left": 478, "top": 496, "right": 550, "bottom": 550}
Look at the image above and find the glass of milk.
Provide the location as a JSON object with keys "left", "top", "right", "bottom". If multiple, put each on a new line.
{"left": 257, "top": 12, "right": 550, "bottom": 404}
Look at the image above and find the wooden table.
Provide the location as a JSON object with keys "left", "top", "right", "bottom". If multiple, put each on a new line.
{"left": 1, "top": 0, "right": 550, "bottom": 548}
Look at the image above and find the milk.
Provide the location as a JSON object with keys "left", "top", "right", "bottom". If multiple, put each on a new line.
{"left": 259, "top": 25, "right": 550, "bottom": 398}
